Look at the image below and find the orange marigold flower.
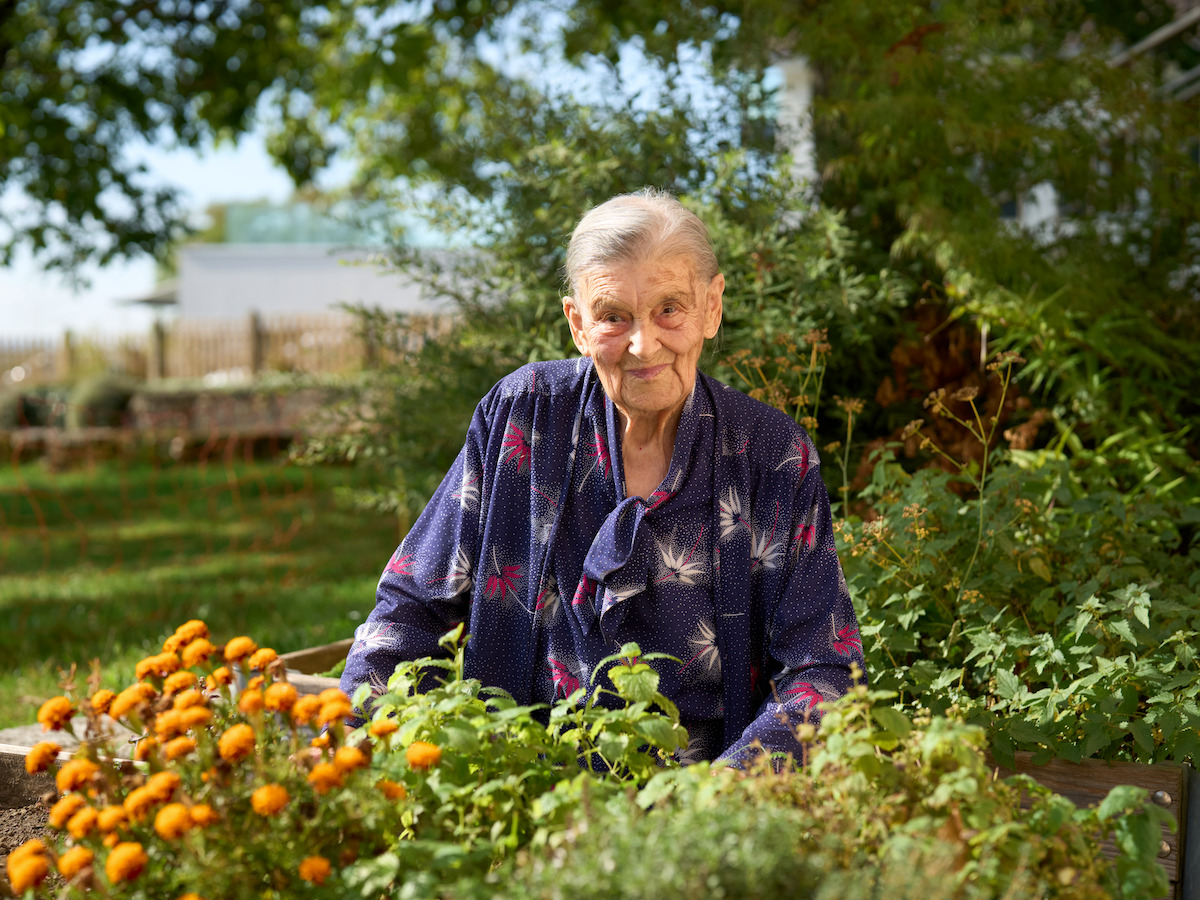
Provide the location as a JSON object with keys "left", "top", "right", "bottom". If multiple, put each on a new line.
{"left": 177, "top": 894, "right": 205, "bottom": 900}
{"left": 316, "top": 687, "right": 349, "bottom": 705}
{"left": 7, "top": 851, "right": 50, "bottom": 893}
{"left": 298, "top": 855, "right": 331, "bottom": 885}
{"left": 250, "top": 783, "right": 289, "bottom": 816}
{"left": 103, "top": 832, "right": 119, "bottom": 848}
{"left": 173, "top": 688, "right": 206, "bottom": 710}
{"left": 223, "top": 636, "right": 258, "bottom": 663}
{"left": 109, "top": 683, "right": 156, "bottom": 720}
{"left": 163, "top": 632, "right": 188, "bottom": 655}
{"left": 97, "top": 806, "right": 127, "bottom": 833}
{"left": 154, "top": 803, "right": 193, "bottom": 840}
{"left": 57, "top": 846, "right": 95, "bottom": 879}
{"left": 264, "top": 682, "right": 298, "bottom": 712}
{"left": 311, "top": 733, "right": 330, "bottom": 749}
{"left": 291, "top": 695, "right": 322, "bottom": 725}
{"left": 146, "top": 771, "right": 181, "bottom": 802}
{"left": 317, "top": 700, "right": 354, "bottom": 728}
{"left": 376, "top": 779, "right": 407, "bottom": 801}
{"left": 55, "top": 759, "right": 100, "bottom": 793}
{"left": 181, "top": 638, "right": 216, "bottom": 668}
{"left": 333, "top": 746, "right": 368, "bottom": 774}
{"left": 246, "top": 647, "right": 277, "bottom": 670}
{"left": 208, "top": 666, "right": 233, "bottom": 687}
{"left": 123, "top": 786, "right": 157, "bottom": 821}
{"left": 173, "top": 619, "right": 209, "bottom": 644}
{"left": 307, "top": 762, "right": 344, "bottom": 794}
{"left": 136, "top": 652, "right": 181, "bottom": 681}
{"left": 91, "top": 689, "right": 116, "bottom": 716}
{"left": 406, "top": 740, "right": 442, "bottom": 771}
{"left": 190, "top": 804, "right": 219, "bottom": 827}
{"left": 164, "top": 671, "right": 198, "bottom": 695}
{"left": 24, "top": 741, "right": 61, "bottom": 774}
{"left": 369, "top": 719, "right": 399, "bottom": 738}
{"left": 155, "top": 709, "right": 185, "bottom": 740}
{"left": 37, "top": 696, "right": 75, "bottom": 731}
{"left": 237, "top": 689, "right": 265, "bottom": 715}
{"left": 105, "top": 841, "right": 148, "bottom": 884}
{"left": 67, "top": 806, "right": 99, "bottom": 839}
{"left": 179, "top": 706, "right": 213, "bottom": 732}
{"left": 245, "top": 675, "right": 265, "bottom": 691}
{"left": 133, "top": 736, "right": 158, "bottom": 762}
{"left": 164, "top": 736, "right": 197, "bottom": 761}
{"left": 48, "top": 793, "right": 88, "bottom": 829}
{"left": 217, "top": 724, "right": 255, "bottom": 763}
{"left": 8, "top": 839, "right": 46, "bottom": 863}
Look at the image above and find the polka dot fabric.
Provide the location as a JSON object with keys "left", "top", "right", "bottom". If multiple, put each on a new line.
{"left": 341, "top": 359, "right": 863, "bottom": 766}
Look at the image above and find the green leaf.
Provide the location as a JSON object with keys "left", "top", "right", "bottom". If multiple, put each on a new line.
{"left": 636, "top": 717, "right": 683, "bottom": 751}
{"left": 994, "top": 669, "right": 1021, "bottom": 700}
{"left": 870, "top": 706, "right": 913, "bottom": 737}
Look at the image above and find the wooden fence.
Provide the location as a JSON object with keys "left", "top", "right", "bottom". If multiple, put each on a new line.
{"left": 1, "top": 311, "right": 450, "bottom": 386}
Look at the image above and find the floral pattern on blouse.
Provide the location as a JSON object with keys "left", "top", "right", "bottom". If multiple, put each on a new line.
{"left": 341, "top": 358, "right": 864, "bottom": 765}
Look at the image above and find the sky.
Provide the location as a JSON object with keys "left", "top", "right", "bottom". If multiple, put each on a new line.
{"left": 0, "top": 135, "right": 299, "bottom": 340}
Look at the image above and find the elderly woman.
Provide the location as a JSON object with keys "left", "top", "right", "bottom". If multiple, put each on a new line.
{"left": 340, "top": 189, "right": 863, "bottom": 765}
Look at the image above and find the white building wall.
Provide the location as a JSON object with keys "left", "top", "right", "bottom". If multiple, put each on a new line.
{"left": 176, "top": 244, "right": 447, "bottom": 319}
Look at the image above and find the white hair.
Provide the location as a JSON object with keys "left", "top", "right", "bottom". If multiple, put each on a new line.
{"left": 564, "top": 188, "right": 720, "bottom": 296}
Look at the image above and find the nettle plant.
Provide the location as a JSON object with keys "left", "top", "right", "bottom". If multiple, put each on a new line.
{"left": 839, "top": 353, "right": 1200, "bottom": 766}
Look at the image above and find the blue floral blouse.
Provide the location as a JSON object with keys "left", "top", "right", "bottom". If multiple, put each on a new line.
{"left": 340, "top": 358, "right": 864, "bottom": 765}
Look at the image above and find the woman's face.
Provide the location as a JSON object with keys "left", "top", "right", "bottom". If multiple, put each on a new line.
{"left": 563, "top": 255, "right": 723, "bottom": 424}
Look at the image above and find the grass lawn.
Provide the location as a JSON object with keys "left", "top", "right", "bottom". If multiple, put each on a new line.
{"left": 0, "top": 452, "right": 400, "bottom": 729}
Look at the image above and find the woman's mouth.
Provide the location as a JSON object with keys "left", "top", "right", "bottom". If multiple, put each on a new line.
{"left": 627, "top": 364, "right": 668, "bottom": 379}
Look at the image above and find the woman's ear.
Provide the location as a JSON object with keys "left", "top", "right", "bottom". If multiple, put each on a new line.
{"left": 704, "top": 273, "right": 724, "bottom": 340}
{"left": 562, "top": 296, "right": 591, "bottom": 356}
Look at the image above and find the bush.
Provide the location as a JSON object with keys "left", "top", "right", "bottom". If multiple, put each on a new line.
{"left": 16, "top": 621, "right": 1172, "bottom": 899}
{"left": 0, "top": 386, "right": 68, "bottom": 429}
{"left": 65, "top": 375, "right": 139, "bottom": 429}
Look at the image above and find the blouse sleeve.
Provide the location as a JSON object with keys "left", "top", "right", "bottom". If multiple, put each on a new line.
{"left": 338, "top": 389, "right": 496, "bottom": 716}
{"left": 721, "top": 457, "right": 864, "bottom": 766}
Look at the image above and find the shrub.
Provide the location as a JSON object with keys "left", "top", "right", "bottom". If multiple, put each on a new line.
{"left": 19, "top": 620, "right": 1173, "bottom": 899}
{"left": 65, "top": 375, "right": 139, "bottom": 429}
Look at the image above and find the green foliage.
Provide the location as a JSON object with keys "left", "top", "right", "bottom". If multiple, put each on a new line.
{"left": 0, "top": 458, "right": 395, "bottom": 729}
{"left": 461, "top": 686, "right": 1171, "bottom": 900}
{"left": 842, "top": 373, "right": 1200, "bottom": 764}
{"left": 64, "top": 373, "right": 138, "bottom": 428}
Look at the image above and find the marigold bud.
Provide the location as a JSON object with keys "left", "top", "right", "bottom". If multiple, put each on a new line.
{"left": 7, "top": 849, "right": 49, "bottom": 893}
{"left": 190, "top": 804, "right": 219, "bottom": 827}
{"left": 90, "top": 689, "right": 116, "bottom": 716}
{"left": 333, "top": 746, "right": 368, "bottom": 774}
{"left": 24, "top": 741, "right": 61, "bottom": 774}
{"left": 55, "top": 759, "right": 99, "bottom": 793}
{"left": 181, "top": 638, "right": 217, "bottom": 668}
{"left": 237, "top": 689, "right": 265, "bottom": 715}
{"left": 264, "top": 682, "right": 298, "bottom": 712}
{"left": 37, "top": 696, "right": 74, "bottom": 731}
{"left": 105, "top": 842, "right": 148, "bottom": 884}
{"left": 298, "top": 855, "right": 331, "bottom": 885}
{"left": 223, "top": 636, "right": 258, "bottom": 663}
{"left": 154, "top": 803, "right": 193, "bottom": 840}
{"left": 67, "top": 806, "right": 99, "bottom": 839}
{"left": 308, "top": 762, "right": 344, "bottom": 795}
{"left": 97, "top": 806, "right": 127, "bottom": 833}
{"left": 163, "top": 671, "right": 198, "bottom": 696}
{"left": 48, "top": 793, "right": 88, "bottom": 829}
{"left": 246, "top": 648, "right": 278, "bottom": 670}
{"left": 292, "top": 695, "right": 322, "bottom": 725}
{"left": 369, "top": 719, "right": 399, "bottom": 738}
{"left": 218, "top": 724, "right": 255, "bottom": 763}
{"left": 406, "top": 740, "right": 442, "bottom": 771}
{"left": 164, "top": 736, "right": 197, "bottom": 761}
{"left": 57, "top": 846, "right": 94, "bottom": 879}
{"left": 250, "top": 783, "right": 289, "bottom": 815}
{"left": 376, "top": 779, "right": 406, "bottom": 800}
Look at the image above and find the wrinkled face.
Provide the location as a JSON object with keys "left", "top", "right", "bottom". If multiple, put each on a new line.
{"left": 563, "top": 255, "right": 724, "bottom": 423}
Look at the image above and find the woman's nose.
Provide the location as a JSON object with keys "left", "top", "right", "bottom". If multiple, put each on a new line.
{"left": 628, "top": 319, "right": 662, "bottom": 357}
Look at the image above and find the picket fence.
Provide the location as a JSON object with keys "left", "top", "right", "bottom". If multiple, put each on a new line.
{"left": 0, "top": 311, "right": 448, "bottom": 386}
